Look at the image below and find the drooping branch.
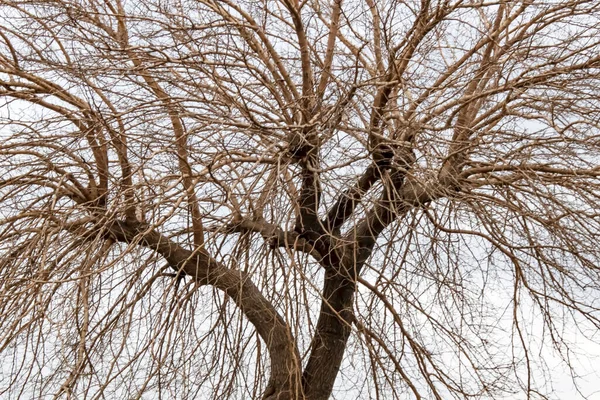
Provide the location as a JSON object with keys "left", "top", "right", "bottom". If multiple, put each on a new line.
{"left": 368, "top": 2, "right": 439, "bottom": 156}
{"left": 0, "top": 80, "right": 108, "bottom": 205}
{"left": 438, "top": 3, "right": 506, "bottom": 189}
{"left": 205, "top": 0, "right": 299, "bottom": 108}
{"left": 107, "top": 3, "right": 206, "bottom": 249}
{"left": 106, "top": 219, "right": 302, "bottom": 399}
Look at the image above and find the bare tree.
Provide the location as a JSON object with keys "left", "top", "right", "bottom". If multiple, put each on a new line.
{"left": 1, "top": 0, "right": 600, "bottom": 399}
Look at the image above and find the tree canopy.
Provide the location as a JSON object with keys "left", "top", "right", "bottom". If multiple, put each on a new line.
{"left": 1, "top": 0, "right": 600, "bottom": 399}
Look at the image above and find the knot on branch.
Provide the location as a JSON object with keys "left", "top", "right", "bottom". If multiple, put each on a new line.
{"left": 107, "top": 218, "right": 150, "bottom": 242}
{"left": 287, "top": 129, "right": 319, "bottom": 160}
{"left": 438, "top": 154, "right": 468, "bottom": 192}
{"left": 294, "top": 226, "right": 321, "bottom": 242}
{"left": 372, "top": 140, "right": 415, "bottom": 172}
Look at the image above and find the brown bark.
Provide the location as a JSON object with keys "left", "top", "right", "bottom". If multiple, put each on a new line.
{"left": 2, "top": 1, "right": 600, "bottom": 399}
{"left": 108, "top": 220, "right": 302, "bottom": 398}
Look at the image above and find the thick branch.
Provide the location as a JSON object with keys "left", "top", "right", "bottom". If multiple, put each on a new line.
{"left": 224, "top": 217, "right": 324, "bottom": 261}
{"left": 106, "top": 5, "right": 206, "bottom": 248}
{"left": 294, "top": 151, "right": 323, "bottom": 238}
{"left": 302, "top": 151, "right": 418, "bottom": 399}
{"left": 107, "top": 220, "right": 301, "bottom": 399}
{"left": 208, "top": 0, "right": 299, "bottom": 106}
{"left": 439, "top": 4, "right": 506, "bottom": 189}
{"left": 302, "top": 271, "right": 355, "bottom": 400}
{"left": 323, "top": 163, "right": 380, "bottom": 233}
{"left": 282, "top": 0, "right": 315, "bottom": 112}
{"left": 316, "top": 0, "right": 343, "bottom": 101}
{"left": 368, "top": 3, "right": 436, "bottom": 153}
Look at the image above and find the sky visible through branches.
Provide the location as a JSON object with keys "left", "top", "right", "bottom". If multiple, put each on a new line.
{"left": 1, "top": 0, "right": 600, "bottom": 399}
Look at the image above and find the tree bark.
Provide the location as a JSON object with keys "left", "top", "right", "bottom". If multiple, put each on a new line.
{"left": 108, "top": 220, "right": 302, "bottom": 399}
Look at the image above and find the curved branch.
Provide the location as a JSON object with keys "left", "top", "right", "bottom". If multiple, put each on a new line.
{"left": 106, "top": 219, "right": 302, "bottom": 399}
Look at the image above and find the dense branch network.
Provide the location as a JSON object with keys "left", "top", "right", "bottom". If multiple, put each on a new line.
{"left": 1, "top": 1, "right": 600, "bottom": 399}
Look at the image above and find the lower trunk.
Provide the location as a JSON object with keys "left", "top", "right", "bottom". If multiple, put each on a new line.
{"left": 301, "top": 271, "right": 356, "bottom": 399}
